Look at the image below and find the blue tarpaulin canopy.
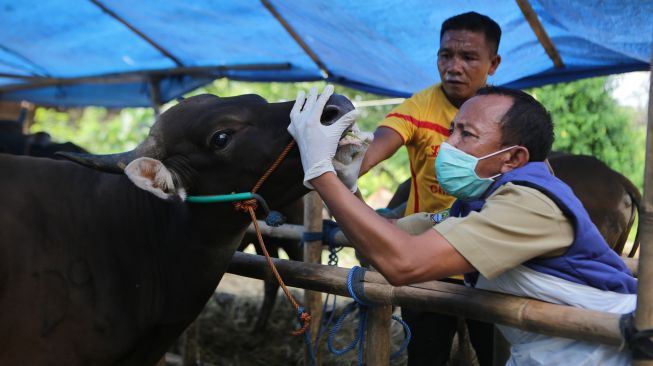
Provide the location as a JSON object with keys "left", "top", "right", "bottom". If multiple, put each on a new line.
{"left": 0, "top": 0, "right": 651, "bottom": 107}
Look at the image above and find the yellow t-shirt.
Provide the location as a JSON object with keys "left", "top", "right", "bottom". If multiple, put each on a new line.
{"left": 379, "top": 84, "right": 458, "bottom": 215}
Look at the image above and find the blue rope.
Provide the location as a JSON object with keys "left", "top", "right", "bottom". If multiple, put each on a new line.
{"left": 327, "top": 301, "right": 367, "bottom": 358}
{"left": 325, "top": 266, "right": 412, "bottom": 365}
{"left": 326, "top": 266, "right": 370, "bottom": 365}
{"left": 300, "top": 222, "right": 412, "bottom": 364}
{"left": 390, "top": 315, "right": 412, "bottom": 359}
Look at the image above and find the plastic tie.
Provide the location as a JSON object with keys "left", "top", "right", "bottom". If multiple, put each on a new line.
{"left": 322, "top": 219, "right": 341, "bottom": 249}
{"left": 265, "top": 210, "right": 286, "bottom": 227}
{"left": 302, "top": 231, "right": 323, "bottom": 242}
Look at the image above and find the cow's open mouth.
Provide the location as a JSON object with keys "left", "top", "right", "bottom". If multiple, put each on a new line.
{"left": 334, "top": 124, "right": 373, "bottom": 165}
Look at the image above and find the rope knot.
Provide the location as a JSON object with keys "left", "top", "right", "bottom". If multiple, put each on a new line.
{"left": 292, "top": 309, "right": 312, "bottom": 336}
{"left": 234, "top": 198, "right": 257, "bottom": 213}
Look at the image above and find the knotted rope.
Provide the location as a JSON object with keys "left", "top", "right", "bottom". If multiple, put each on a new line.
{"left": 232, "top": 140, "right": 312, "bottom": 335}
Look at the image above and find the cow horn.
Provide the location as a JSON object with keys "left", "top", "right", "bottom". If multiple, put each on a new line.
{"left": 56, "top": 138, "right": 161, "bottom": 174}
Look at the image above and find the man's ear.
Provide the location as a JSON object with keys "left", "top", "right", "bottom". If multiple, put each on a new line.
{"left": 488, "top": 54, "right": 501, "bottom": 76}
{"left": 501, "top": 146, "right": 529, "bottom": 172}
{"left": 124, "top": 157, "right": 186, "bottom": 200}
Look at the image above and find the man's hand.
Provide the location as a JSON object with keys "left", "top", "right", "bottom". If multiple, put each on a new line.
{"left": 287, "top": 85, "right": 357, "bottom": 189}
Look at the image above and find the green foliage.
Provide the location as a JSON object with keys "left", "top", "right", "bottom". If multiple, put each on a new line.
{"left": 31, "top": 107, "right": 154, "bottom": 154}
{"left": 529, "top": 77, "right": 645, "bottom": 190}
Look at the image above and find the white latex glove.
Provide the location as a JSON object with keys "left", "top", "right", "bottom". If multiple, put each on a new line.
{"left": 287, "top": 85, "right": 357, "bottom": 189}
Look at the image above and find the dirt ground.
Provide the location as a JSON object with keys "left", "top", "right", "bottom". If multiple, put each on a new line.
{"left": 166, "top": 273, "right": 410, "bottom": 366}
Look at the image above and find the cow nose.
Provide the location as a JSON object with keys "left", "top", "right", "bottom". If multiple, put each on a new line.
{"left": 320, "top": 94, "right": 355, "bottom": 126}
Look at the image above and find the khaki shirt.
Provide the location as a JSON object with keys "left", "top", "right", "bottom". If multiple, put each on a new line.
{"left": 396, "top": 183, "right": 574, "bottom": 280}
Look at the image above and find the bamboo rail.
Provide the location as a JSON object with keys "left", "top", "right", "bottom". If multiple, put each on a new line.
{"left": 228, "top": 252, "right": 625, "bottom": 346}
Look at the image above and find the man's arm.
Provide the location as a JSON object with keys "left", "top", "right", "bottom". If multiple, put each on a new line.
{"left": 358, "top": 126, "right": 404, "bottom": 177}
{"left": 311, "top": 172, "right": 474, "bottom": 286}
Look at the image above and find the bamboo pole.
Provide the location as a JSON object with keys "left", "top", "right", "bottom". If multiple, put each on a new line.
{"left": 228, "top": 252, "right": 624, "bottom": 347}
{"left": 261, "top": 0, "right": 331, "bottom": 78}
{"left": 516, "top": 0, "right": 565, "bottom": 68}
{"left": 246, "top": 221, "right": 640, "bottom": 276}
{"left": 633, "top": 44, "right": 653, "bottom": 366}
{"left": 303, "top": 192, "right": 323, "bottom": 365}
{"left": 90, "top": 0, "right": 183, "bottom": 67}
{"left": 365, "top": 267, "right": 391, "bottom": 366}
{"left": 0, "top": 63, "right": 292, "bottom": 92}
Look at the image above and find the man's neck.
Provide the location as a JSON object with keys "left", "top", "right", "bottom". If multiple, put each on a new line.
{"left": 441, "top": 88, "right": 467, "bottom": 109}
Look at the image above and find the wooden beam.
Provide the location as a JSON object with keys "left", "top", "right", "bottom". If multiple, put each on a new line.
{"left": 0, "top": 63, "right": 292, "bottom": 92}
{"left": 148, "top": 77, "right": 162, "bottom": 118}
{"left": 261, "top": 0, "right": 330, "bottom": 78}
{"left": 516, "top": 0, "right": 565, "bottom": 68}
{"left": 228, "top": 252, "right": 624, "bottom": 346}
{"left": 90, "top": 0, "right": 183, "bottom": 67}
{"left": 633, "top": 38, "right": 653, "bottom": 366}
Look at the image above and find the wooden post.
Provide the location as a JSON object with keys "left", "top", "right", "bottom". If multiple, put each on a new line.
{"left": 365, "top": 299, "right": 392, "bottom": 366}
{"left": 633, "top": 44, "right": 653, "bottom": 366}
{"left": 303, "top": 191, "right": 323, "bottom": 365}
{"left": 364, "top": 266, "right": 391, "bottom": 366}
{"left": 149, "top": 77, "right": 162, "bottom": 119}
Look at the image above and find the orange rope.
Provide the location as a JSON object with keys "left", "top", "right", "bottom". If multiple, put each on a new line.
{"left": 234, "top": 140, "right": 311, "bottom": 335}
{"left": 251, "top": 140, "right": 295, "bottom": 194}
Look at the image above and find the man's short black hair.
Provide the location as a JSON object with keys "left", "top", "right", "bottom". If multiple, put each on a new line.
{"left": 476, "top": 86, "right": 554, "bottom": 161}
{"left": 440, "top": 12, "right": 502, "bottom": 55}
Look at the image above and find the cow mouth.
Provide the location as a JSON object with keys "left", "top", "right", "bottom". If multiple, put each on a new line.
{"left": 334, "top": 124, "right": 373, "bottom": 165}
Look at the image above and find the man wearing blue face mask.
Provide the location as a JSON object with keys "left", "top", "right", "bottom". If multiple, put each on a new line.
{"left": 288, "top": 85, "right": 637, "bottom": 365}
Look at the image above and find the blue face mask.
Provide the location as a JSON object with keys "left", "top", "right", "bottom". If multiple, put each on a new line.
{"left": 435, "top": 142, "right": 518, "bottom": 201}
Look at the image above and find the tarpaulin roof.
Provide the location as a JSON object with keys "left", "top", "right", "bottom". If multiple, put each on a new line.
{"left": 0, "top": 0, "right": 651, "bottom": 107}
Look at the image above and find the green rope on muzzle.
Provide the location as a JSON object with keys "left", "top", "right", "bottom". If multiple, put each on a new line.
{"left": 186, "top": 192, "right": 271, "bottom": 219}
{"left": 186, "top": 192, "right": 254, "bottom": 203}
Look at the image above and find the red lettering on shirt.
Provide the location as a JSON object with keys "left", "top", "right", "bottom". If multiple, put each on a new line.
{"left": 430, "top": 144, "right": 441, "bottom": 158}
{"left": 430, "top": 184, "right": 446, "bottom": 195}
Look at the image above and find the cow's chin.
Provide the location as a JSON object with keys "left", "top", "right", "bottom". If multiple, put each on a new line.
{"left": 334, "top": 125, "right": 373, "bottom": 164}
{"left": 333, "top": 125, "right": 373, "bottom": 185}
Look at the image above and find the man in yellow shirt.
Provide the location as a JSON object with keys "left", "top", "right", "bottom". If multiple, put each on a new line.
{"left": 358, "top": 12, "right": 502, "bottom": 366}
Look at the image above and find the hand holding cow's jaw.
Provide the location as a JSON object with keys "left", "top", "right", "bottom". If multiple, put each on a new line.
{"left": 288, "top": 85, "right": 366, "bottom": 192}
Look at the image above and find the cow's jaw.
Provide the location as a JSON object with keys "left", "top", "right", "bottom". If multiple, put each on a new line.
{"left": 332, "top": 124, "right": 373, "bottom": 185}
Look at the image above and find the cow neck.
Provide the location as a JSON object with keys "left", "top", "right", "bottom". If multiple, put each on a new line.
{"left": 186, "top": 139, "right": 311, "bottom": 335}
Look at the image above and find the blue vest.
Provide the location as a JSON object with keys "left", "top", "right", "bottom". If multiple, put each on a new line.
{"left": 451, "top": 162, "right": 637, "bottom": 295}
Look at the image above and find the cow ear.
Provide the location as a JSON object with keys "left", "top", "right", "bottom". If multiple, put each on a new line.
{"left": 124, "top": 157, "right": 186, "bottom": 200}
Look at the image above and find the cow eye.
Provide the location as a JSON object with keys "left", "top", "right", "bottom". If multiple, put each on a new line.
{"left": 210, "top": 130, "right": 232, "bottom": 150}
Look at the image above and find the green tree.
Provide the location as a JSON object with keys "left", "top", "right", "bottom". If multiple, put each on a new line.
{"left": 529, "top": 77, "right": 645, "bottom": 190}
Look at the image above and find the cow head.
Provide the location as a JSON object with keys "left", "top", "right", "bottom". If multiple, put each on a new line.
{"left": 58, "top": 93, "right": 362, "bottom": 209}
